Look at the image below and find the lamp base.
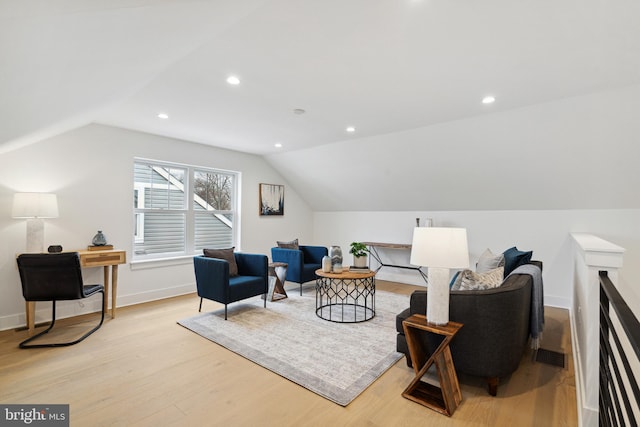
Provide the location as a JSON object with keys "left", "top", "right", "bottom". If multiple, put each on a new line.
{"left": 26, "top": 218, "right": 44, "bottom": 253}
{"left": 427, "top": 267, "right": 451, "bottom": 325}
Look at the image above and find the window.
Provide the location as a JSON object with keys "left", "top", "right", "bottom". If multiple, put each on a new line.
{"left": 133, "top": 159, "right": 239, "bottom": 260}
{"left": 133, "top": 186, "right": 145, "bottom": 243}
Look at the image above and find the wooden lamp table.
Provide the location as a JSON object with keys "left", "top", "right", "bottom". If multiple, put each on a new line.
{"left": 401, "top": 314, "right": 463, "bottom": 416}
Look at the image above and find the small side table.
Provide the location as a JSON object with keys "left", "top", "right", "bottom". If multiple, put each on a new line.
{"left": 264, "top": 262, "right": 288, "bottom": 301}
{"left": 401, "top": 314, "right": 463, "bottom": 416}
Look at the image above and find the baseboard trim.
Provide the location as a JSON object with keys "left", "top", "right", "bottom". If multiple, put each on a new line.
{"left": 374, "top": 270, "right": 427, "bottom": 287}
{"left": 0, "top": 283, "right": 196, "bottom": 332}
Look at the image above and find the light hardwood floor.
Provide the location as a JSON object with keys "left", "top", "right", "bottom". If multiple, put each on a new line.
{"left": 0, "top": 281, "right": 578, "bottom": 426}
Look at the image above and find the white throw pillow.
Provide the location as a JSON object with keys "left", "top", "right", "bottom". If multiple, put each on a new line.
{"left": 476, "top": 248, "right": 505, "bottom": 273}
{"left": 451, "top": 267, "right": 505, "bottom": 291}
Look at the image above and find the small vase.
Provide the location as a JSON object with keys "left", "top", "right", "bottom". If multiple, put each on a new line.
{"left": 92, "top": 230, "right": 107, "bottom": 246}
{"left": 329, "top": 245, "right": 343, "bottom": 271}
{"left": 322, "top": 256, "right": 332, "bottom": 273}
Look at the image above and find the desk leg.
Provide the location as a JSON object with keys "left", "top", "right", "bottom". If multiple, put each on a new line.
{"left": 26, "top": 301, "right": 35, "bottom": 336}
{"left": 111, "top": 265, "right": 118, "bottom": 318}
{"left": 103, "top": 266, "right": 110, "bottom": 317}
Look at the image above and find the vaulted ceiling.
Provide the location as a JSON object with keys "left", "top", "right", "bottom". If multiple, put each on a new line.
{"left": 3, "top": 0, "right": 640, "bottom": 156}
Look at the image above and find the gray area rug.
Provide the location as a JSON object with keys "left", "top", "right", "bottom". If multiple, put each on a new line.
{"left": 178, "top": 287, "right": 408, "bottom": 406}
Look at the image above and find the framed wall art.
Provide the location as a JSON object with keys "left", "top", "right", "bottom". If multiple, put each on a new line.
{"left": 259, "top": 183, "right": 284, "bottom": 216}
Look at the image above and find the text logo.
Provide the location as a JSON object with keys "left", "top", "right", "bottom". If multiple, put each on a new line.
{"left": 1, "top": 405, "right": 69, "bottom": 426}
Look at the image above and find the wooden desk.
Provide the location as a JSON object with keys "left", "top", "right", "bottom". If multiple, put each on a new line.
{"left": 401, "top": 314, "right": 463, "bottom": 416}
{"left": 361, "top": 241, "right": 428, "bottom": 284}
{"left": 25, "top": 249, "right": 126, "bottom": 335}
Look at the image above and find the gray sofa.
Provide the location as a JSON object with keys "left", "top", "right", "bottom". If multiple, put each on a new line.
{"left": 395, "top": 261, "right": 542, "bottom": 396}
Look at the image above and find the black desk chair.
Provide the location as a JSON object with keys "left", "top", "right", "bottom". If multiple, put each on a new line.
{"left": 17, "top": 253, "right": 105, "bottom": 348}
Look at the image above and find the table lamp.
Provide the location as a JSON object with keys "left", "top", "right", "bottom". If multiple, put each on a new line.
{"left": 410, "top": 227, "right": 469, "bottom": 325}
{"left": 12, "top": 193, "right": 59, "bottom": 253}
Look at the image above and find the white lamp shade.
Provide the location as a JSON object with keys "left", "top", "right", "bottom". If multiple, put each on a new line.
{"left": 410, "top": 227, "right": 469, "bottom": 325}
{"left": 12, "top": 193, "right": 59, "bottom": 218}
{"left": 410, "top": 227, "right": 469, "bottom": 269}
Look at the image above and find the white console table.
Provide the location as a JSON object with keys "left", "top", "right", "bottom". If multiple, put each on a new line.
{"left": 361, "top": 241, "right": 428, "bottom": 284}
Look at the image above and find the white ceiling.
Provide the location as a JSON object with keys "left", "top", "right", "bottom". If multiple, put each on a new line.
{"left": 2, "top": 0, "right": 640, "bottom": 155}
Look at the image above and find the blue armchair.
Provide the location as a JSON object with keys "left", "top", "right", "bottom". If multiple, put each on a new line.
{"left": 271, "top": 245, "right": 328, "bottom": 295}
{"left": 194, "top": 253, "right": 268, "bottom": 320}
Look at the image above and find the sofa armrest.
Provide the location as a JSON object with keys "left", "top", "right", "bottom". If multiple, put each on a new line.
{"left": 529, "top": 260, "right": 542, "bottom": 272}
{"left": 409, "top": 290, "right": 428, "bottom": 315}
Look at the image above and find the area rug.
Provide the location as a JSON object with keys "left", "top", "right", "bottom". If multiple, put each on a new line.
{"left": 177, "top": 288, "right": 408, "bottom": 406}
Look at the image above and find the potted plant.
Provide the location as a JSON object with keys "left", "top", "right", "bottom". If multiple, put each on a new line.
{"left": 349, "top": 242, "right": 369, "bottom": 268}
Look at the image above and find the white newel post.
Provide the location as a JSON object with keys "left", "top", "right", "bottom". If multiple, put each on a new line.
{"left": 571, "top": 233, "right": 625, "bottom": 427}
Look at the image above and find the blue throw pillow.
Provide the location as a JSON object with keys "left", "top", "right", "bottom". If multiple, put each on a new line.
{"left": 502, "top": 246, "right": 533, "bottom": 277}
{"left": 449, "top": 271, "right": 460, "bottom": 288}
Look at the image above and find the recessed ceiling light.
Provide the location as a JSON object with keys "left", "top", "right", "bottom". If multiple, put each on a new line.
{"left": 346, "top": 126, "right": 356, "bottom": 133}
{"left": 482, "top": 96, "right": 496, "bottom": 104}
{"left": 293, "top": 108, "right": 306, "bottom": 115}
{"left": 274, "top": 143, "right": 283, "bottom": 148}
{"left": 226, "top": 75, "right": 241, "bottom": 85}
{"left": 157, "top": 113, "right": 169, "bottom": 119}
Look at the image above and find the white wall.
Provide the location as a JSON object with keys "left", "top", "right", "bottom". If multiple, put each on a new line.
{"left": 0, "top": 124, "right": 315, "bottom": 331}
{"left": 313, "top": 209, "right": 640, "bottom": 309}
{"left": 266, "top": 84, "right": 640, "bottom": 213}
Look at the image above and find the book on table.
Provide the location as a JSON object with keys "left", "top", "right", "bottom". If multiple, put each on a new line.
{"left": 349, "top": 266, "right": 371, "bottom": 273}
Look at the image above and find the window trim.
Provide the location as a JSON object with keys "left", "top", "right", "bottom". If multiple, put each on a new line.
{"left": 133, "top": 185, "right": 145, "bottom": 244}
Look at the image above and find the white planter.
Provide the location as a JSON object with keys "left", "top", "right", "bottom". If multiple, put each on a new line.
{"left": 353, "top": 255, "right": 367, "bottom": 268}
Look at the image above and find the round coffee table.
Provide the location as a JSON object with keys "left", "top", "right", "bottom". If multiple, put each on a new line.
{"left": 315, "top": 269, "right": 376, "bottom": 323}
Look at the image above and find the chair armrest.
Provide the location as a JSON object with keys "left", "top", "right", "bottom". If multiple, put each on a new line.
{"left": 300, "top": 246, "right": 328, "bottom": 264}
{"left": 194, "top": 255, "right": 229, "bottom": 278}
{"left": 235, "top": 253, "right": 268, "bottom": 278}
{"left": 193, "top": 255, "right": 229, "bottom": 300}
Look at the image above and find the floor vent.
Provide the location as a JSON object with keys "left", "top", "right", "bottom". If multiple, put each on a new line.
{"left": 535, "top": 348, "right": 566, "bottom": 368}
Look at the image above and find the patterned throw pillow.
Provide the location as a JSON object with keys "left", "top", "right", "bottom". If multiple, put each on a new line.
{"left": 203, "top": 247, "right": 238, "bottom": 277}
{"left": 476, "top": 248, "right": 505, "bottom": 273}
{"left": 277, "top": 238, "right": 299, "bottom": 250}
{"left": 451, "top": 267, "right": 505, "bottom": 291}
